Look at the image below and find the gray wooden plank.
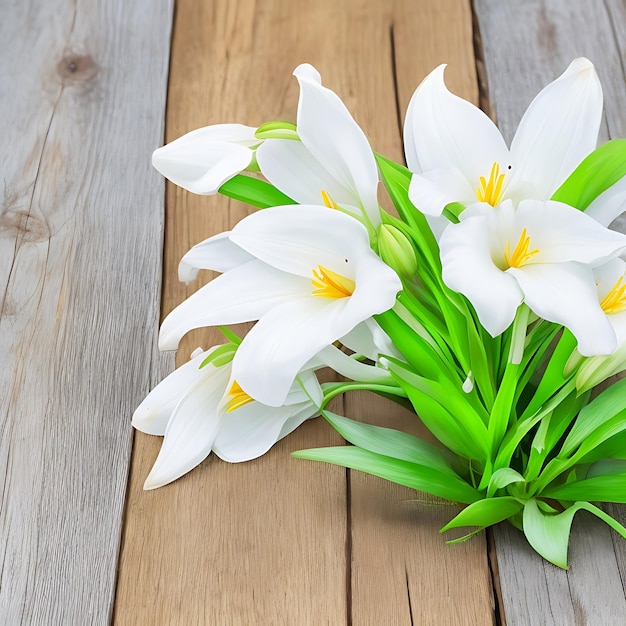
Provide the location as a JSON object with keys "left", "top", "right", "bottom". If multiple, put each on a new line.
{"left": 0, "top": 1, "right": 174, "bottom": 622}
{"left": 474, "top": 1, "right": 626, "bottom": 623}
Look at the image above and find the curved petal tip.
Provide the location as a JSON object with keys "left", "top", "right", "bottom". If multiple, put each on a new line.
{"left": 293, "top": 63, "right": 322, "bottom": 84}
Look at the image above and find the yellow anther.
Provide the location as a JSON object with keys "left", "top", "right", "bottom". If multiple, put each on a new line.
{"left": 311, "top": 265, "right": 355, "bottom": 299}
{"left": 600, "top": 276, "right": 626, "bottom": 314}
{"left": 476, "top": 162, "right": 506, "bottom": 206}
{"left": 504, "top": 228, "right": 540, "bottom": 268}
{"left": 225, "top": 380, "right": 255, "bottom": 413}
{"left": 321, "top": 190, "right": 340, "bottom": 210}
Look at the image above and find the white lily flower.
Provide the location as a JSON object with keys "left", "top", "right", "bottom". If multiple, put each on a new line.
{"left": 595, "top": 258, "right": 626, "bottom": 344}
{"left": 574, "top": 258, "right": 626, "bottom": 390}
{"left": 132, "top": 346, "right": 322, "bottom": 490}
{"left": 585, "top": 176, "right": 626, "bottom": 227}
{"left": 439, "top": 199, "right": 626, "bottom": 355}
{"left": 256, "top": 64, "right": 381, "bottom": 232}
{"left": 404, "top": 58, "right": 602, "bottom": 216}
{"left": 152, "top": 124, "right": 259, "bottom": 195}
{"left": 159, "top": 205, "right": 402, "bottom": 406}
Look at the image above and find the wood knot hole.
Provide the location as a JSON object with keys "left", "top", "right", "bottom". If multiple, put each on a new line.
{"left": 57, "top": 53, "right": 98, "bottom": 83}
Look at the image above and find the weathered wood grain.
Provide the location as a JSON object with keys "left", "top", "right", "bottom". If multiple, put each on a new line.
{"left": 474, "top": 1, "right": 626, "bottom": 623}
{"left": 115, "top": 1, "right": 495, "bottom": 624}
{"left": 0, "top": 0, "right": 173, "bottom": 622}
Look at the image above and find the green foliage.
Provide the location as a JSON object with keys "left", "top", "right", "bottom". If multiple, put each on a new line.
{"left": 551, "top": 139, "right": 626, "bottom": 210}
{"left": 219, "top": 174, "right": 296, "bottom": 208}
{"left": 277, "top": 141, "right": 626, "bottom": 568}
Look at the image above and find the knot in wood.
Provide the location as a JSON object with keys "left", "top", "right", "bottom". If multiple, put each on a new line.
{"left": 0, "top": 210, "right": 50, "bottom": 243}
{"left": 57, "top": 53, "right": 98, "bottom": 84}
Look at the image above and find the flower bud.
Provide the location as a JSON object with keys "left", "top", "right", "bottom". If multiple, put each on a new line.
{"left": 378, "top": 224, "right": 418, "bottom": 280}
{"left": 255, "top": 120, "right": 300, "bottom": 141}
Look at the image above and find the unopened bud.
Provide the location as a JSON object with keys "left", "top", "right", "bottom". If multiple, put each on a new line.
{"left": 255, "top": 121, "right": 299, "bottom": 141}
{"left": 378, "top": 224, "right": 418, "bottom": 280}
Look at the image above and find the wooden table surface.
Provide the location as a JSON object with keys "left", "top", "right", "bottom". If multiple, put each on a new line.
{"left": 2, "top": 1, "right": 626, "bottom": 624}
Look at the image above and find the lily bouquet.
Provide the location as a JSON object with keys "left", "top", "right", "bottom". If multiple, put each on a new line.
{"left": 134, "top": 59, "right": 626, "bottom": 569}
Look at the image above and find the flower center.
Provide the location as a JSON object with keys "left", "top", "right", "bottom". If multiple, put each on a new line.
{"left": 225, "top": 380, "right": 255, "bottom": 413}
{"left": 600, "top": 276, "right": 626, "bottom": 314}
{"left": 311, "top": 265, "right": 355, "bottom": 298}
{"left": 504, "top": 228, "right": 540, "bottom": 268}
{"left": 476, "top": 162, "right": 506, "bottom": 206}
{"left": 321, "top": 190, "right": 340, "bottom": 210}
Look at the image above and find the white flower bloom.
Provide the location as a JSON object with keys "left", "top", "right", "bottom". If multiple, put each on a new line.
{"left": 404, "top": 58, "right": 602, "bottom": 216}
{"left": 439, "top": 199, "right": 626, "bottom": 355}
{"left": 132, "top": 347, "right": 322, "bottom": 490}
{"left": 152, "top": 124, "right": 259, "bottom": 195}
{"left": 595, "top": 257, "right": 626, "bottom": 344}
{"left": 256, "top": 64, "right": 381, "bottom": 232}
{"left": 159, "top": 206, "right": 401, "bottom": 406}
{"left": 585, "top": 176, "right": 626, "bottom": 227}
{"left": 575, "top": 258, "right": 626, "bottom": 390}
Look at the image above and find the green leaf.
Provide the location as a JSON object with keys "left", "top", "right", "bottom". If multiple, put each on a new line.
{"left": 199, "top": 343, "right": 237, "bottom": 369}
{"left": 543, "top": 474, "right": 626, "bottom": 503}
{"left": 218, "top": 174, "right": 296, "bottom": 208}
{"left": 441, "top": 497, "right": 523, "bottom": 532}
{"left": 577, "top": 431, "right": 626, "bottom": 463}
{"left": 523, "top": 499, "right": 626, "bottom": 568}
{"left": 322, "top": 410, "right": 458, "bottom": 476}
{"left": 559, "top": 378, "right": 626, "bottom": 458}
{"left": 386, "top": 359, "right": 489, "bottom": 461}
{"left": 293, "top": 446, "right": 481, "bottom": 504}
{"left": 487, "top": 468, "right": 525, "bottom": 498}
{"left": 522, "top": 499, "right": 576, "bottom": 569}
{"left": 375, "top": 154, "right": 440, "bottom": 269}
{"left": 551, "top": 139, "right": 626, "bottom": 211}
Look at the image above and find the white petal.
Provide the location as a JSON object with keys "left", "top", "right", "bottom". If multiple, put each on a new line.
{"left": 213, "top": 401, "right": 317, "bottom": 463}
{"left": 594, "top": 258, "right": 626, "bottom": 300}
{"left": 234, "top": 257, "right": 400, "bottom": 407}
{"left": 403, "top": 65, "right": 509, "bottom": 184}
{"left": 178, "top": 232, "right": 254, "bottom": 283}
{"left": 514, "top": 200, "right": 626, "bottom": 265}
{"left": 229, "top": 205, "right": 387, "bottom": 279}
{"left": 158, "top": 260, "right": 309, "bottom": 350}
{"left": 585, "top": 175, "right": 626, "bottom": 227}
{"left": 509, "top": 262, "right": 616, "bottom": 356}
{"left": 132, "top": 349, "right": 214, "bottom": 435}
{"left": 143, "top": 361, "right": 232, "bottom": 489}
{"left": 152, "top": 124, "right": 257, "bottom": 195}
{"left": 257, "top": 139, "right": 358, "bottom": 208}
{"left": 440, "top": 216, "right": 523, "bottom": 336}
{"left": 509, "top": 58, "right": 603, "bottom": 199}
{"left": 293, "top": 64, "right": 380, "bottom": 226}
{"left": 408, "top": 168, "right": 475, "bottom": 216}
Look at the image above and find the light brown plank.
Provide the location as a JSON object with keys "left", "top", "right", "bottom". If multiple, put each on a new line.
{"left": 116, "top": 1, "right": 496, "bottom": 623}
{"left": 474, "top": 1, "right": 626, "bottom": 623}
{"left": 114, "top": 2, "right": 349, "bottom": 624}
{"left": 346, "top": 2, "right": 495, "bottom": 624}
{"left": 0, "top": 1, "right": 173, "bottom": 622}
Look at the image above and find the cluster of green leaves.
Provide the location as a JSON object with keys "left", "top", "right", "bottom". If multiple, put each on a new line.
{"left": 216, "top": 144, "right": 626, "bottom": 569}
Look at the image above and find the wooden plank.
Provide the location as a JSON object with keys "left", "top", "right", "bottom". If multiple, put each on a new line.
{"left": 114, "top": 2, "right": 349, "bottom": 624}
{"left": 116, "top": 1, "right": 495, "bottom": 623}
{"left": 474, "top": 1, "right": 626, "bottom": 623}
{"left": 347, "top": 2, "right": 494, "bottom": 624}
{"left": 0, "top": 0, "right": 173, "bottom": 623}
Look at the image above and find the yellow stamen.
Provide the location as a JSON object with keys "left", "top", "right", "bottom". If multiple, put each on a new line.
{"left": 225, "top": 380, "right": 255, "bottom": 413}
{"left": 476, "top": 162, "right": 506, "bottom": 206}
{"left": 504, "top": 228, "right": 540, "bottom": 268}
{"left": 321, "top": 190, "right": 340, "bottom": 210}
{"left": 311, "top": 265, "right": 355, "bottom": 298}
{"left": 600, "top": 276, "right": 626, "bottom": 314}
